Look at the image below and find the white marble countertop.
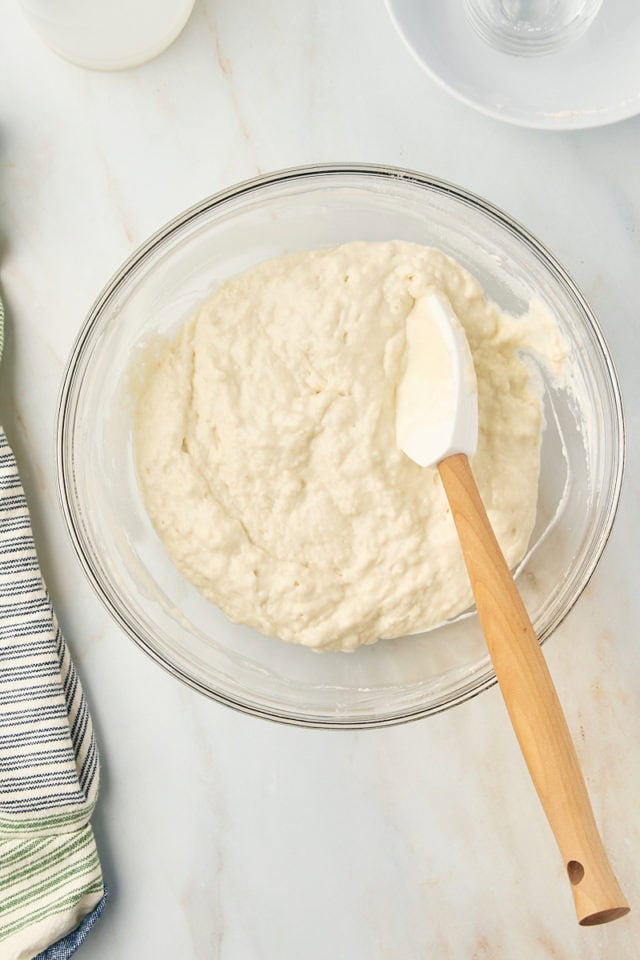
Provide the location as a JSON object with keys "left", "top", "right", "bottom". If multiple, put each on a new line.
{"left": 2, "top": 1, "right": 640, "bottom": 957}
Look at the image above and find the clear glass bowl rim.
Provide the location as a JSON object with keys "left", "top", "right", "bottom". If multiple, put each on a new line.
{"left": 56, "top": 162, "right": 626, "bottom": 728}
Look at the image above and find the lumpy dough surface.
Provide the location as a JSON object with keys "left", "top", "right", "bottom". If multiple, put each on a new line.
{"left": 134, "top": 241, "right": 563, "bottom": 651}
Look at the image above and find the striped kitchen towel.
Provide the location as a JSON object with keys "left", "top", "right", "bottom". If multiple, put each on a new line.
{"left": 0, "top": 295, "right": 106, "bottom": 959}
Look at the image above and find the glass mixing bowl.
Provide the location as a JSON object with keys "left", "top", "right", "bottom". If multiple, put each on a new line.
{"left": 56, "top": 164, "right": 624, "bottom": 728}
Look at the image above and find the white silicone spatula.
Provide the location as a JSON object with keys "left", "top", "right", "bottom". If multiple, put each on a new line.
{"left": 396, "top": 292, "right": 629, "bottom": 926}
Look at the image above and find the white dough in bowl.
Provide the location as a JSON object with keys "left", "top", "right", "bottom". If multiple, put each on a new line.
{"left": 133, "top": 241, "right": 565, "bottom": 651}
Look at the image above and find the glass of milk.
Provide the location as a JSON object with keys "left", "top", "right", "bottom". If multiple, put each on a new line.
{"left": 18, "top": 0, "right": 196, "bottom": 70}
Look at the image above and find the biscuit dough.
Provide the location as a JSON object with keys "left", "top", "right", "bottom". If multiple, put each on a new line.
{"left": 134, "top": 242, "right": 565, "bottom": 650}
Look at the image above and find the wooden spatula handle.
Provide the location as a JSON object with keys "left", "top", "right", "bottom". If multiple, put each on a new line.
{"left": 438, "top": 453, "right": 629, "bottom": 926}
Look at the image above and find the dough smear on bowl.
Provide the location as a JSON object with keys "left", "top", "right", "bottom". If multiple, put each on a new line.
{"left": 134, "top": 241, "right": 566, "bottom": 651}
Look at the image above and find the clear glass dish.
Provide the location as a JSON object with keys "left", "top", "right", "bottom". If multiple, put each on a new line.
{"left": 56, "top": 164, "right": 624, "bottom": 728}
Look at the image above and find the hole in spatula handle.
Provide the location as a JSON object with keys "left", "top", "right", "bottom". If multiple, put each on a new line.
{"left": 567, "top": 860, "right": 584, "bottom": 884}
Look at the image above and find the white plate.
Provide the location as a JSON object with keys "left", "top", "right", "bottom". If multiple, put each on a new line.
{"left": 384, "top": 0, "right": 640, "bottom": 130}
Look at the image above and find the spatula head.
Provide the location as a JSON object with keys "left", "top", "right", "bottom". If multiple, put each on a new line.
{"left": 395, "top": 292, "right": 478, "bottom": 468}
